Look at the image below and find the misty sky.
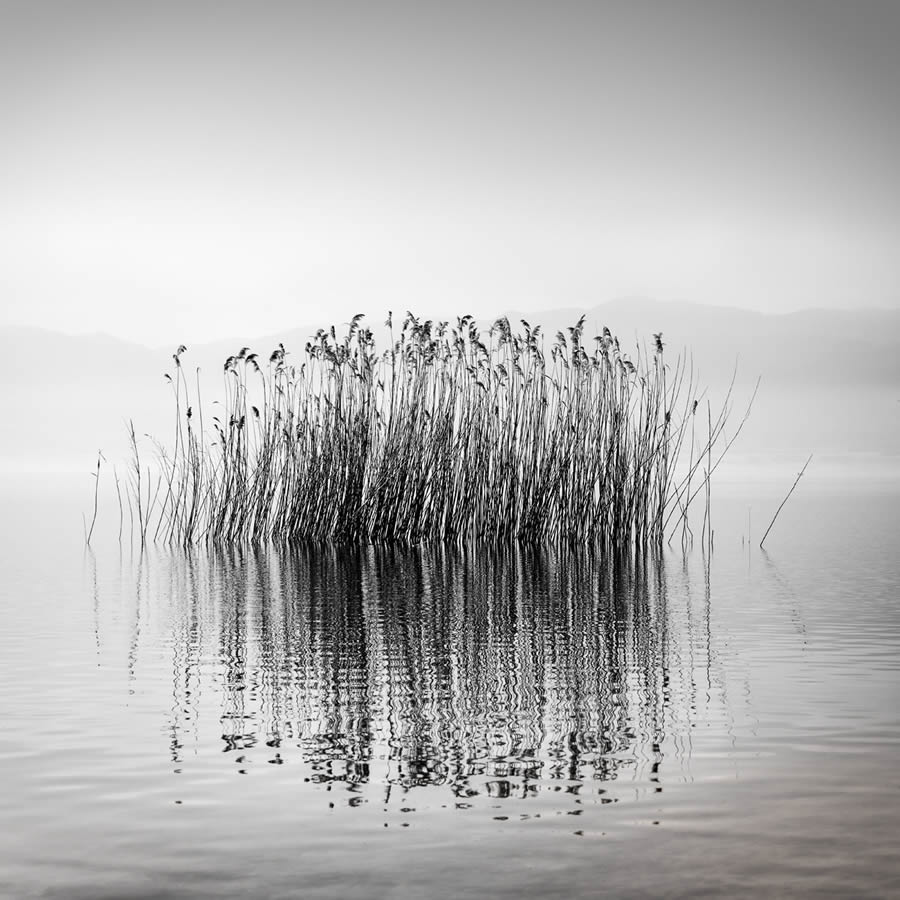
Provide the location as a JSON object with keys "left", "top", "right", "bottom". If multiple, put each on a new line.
{"left": 2, "top": 0, "right": 899, "bottom": 345}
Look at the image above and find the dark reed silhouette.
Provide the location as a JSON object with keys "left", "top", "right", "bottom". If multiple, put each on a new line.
{"left": 119, "top": 313, "right": 754, "bottom": 547}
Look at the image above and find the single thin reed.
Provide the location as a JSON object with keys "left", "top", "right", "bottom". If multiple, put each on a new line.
{"left": 84, "top": 449, "right": 104, "bottom": 546}
{"left": 119, "top": 313, "right": 752, "bottom": 549}
{"left": 759, "top": 453, "right": 813, "bottom": 548}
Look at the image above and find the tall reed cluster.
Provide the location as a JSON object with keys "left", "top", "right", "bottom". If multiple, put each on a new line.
{"left": 121, "top": 313, "right": 751, "bottom": 548}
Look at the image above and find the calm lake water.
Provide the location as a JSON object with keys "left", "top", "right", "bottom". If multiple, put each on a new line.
{"left": 1, "top": 471, "right": 899, "bottom": 898}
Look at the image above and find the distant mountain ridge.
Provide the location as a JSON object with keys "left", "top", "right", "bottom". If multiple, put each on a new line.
{"left": 499, "top": 299, "right": 900, "bottom": 387}
{"left": 1, "top": 299, "right": 897, "bottom": 469}
{"left": 3, "top": 299, "right": 897, "bottom": 388}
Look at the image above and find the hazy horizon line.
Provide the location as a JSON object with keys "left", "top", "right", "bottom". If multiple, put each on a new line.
{"left": 4, "top": 295, "right": 900, "bottom": 351}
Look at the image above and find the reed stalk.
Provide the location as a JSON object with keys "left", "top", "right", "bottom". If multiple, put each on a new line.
{"left": 759, "top": 454, "right": 813, "bottom": 549}
{"left": 115, "top": 314, "right": 751, "bottom": 549}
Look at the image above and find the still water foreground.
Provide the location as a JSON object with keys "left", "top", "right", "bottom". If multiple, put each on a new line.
{"left": 1, "top": 476, "right": 899, "bottom": 898}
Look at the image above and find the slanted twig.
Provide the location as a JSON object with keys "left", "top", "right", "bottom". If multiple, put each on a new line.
{"left": 759, "top": 454, "right": 813, "bottom": 549}
{"left": 86, "top": 450, "right": 104, "bottom": 545}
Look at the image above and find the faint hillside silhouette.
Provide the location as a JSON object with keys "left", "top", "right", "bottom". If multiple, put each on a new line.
{"left": 1, "top": 300, "right": 897, "bottom": 470}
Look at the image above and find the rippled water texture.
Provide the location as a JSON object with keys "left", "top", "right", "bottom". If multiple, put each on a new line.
{"left": 1, "top": 475, "right": 899, "bottom": 898}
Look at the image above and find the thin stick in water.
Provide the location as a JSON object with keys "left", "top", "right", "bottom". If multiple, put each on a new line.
{"left": 759, "top": 454, "right": 813, "bottom": 549}
{"left": 86, "top": 450, "right": 103, "bottom": 546}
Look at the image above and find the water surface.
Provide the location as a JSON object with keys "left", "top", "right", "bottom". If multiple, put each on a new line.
{"left": 1, "top": 474, "right": 899, "bottom": 898}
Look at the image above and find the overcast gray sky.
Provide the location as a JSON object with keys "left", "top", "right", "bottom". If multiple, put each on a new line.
{"left": 2, "top": 0, "right": 899, "bottom": 345}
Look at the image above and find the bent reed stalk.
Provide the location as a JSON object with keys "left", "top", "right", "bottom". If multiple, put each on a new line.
{"left": 119, "top": 313, "right": 753, "bottom": 549}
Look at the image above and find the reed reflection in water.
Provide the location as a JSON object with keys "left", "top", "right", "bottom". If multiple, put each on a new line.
{"left": 122, "top": 545, "right": 725, "bottom": 812}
